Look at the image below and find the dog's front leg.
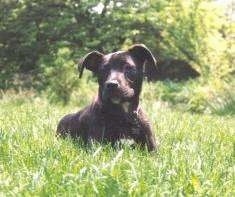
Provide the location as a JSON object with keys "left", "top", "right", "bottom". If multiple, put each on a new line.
{"left": 144, "top": 128, "right": 158, "bottom": 152}
{"left": 132, "top": 128, "right": 157, "bottom": 152}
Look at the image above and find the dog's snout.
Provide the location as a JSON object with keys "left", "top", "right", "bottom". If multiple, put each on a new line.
{"left": 106, "top": 80, "right": 119, "bottom": 89}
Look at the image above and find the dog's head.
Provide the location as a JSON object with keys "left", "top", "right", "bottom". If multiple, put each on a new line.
{"left": 79, "top": 44, "right": 157, "bottom": 107}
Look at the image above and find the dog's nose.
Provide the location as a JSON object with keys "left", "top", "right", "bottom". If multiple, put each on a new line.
{"left": 106, "top": 80, "right": 119, "bottom": 89}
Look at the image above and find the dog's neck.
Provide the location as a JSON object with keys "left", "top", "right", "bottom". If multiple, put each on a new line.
{"left": 95, "top": 93, "right": 140, "bottom": 116}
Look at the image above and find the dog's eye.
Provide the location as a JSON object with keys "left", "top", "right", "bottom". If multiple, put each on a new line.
{"left": 125, "top": 66, "right": 137, "bottom": 81}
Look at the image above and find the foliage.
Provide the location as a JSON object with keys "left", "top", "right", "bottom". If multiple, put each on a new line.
{"left": 38, "top": 47, "right": 79, "bottom": 104}
{"left": 0, "top": 0, "right": 234, "bottom": 110}
{"left": 0, "top": 92, "right": 234, "bottom": 196}
{"left": 140, "top": 77, "right": 235, "bottom": 114}
{"left": 0, "top": 1, "right": 233, "bottom": 81}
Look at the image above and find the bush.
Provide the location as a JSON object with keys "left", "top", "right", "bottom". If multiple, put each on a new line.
{"left": 39, "top": 47, "right": 79, "bottom": 104}
{"left": 0, "top": 0, "right": 233, "bottom": 112}
{"left": 1, "top": 0, "right": 232, "bottom": 82}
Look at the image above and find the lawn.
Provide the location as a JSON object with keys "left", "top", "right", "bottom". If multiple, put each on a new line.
{"left": 0, "top": 91, "right": 234, "bottom": 196}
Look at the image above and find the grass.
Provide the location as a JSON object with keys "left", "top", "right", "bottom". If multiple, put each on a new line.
{"left": 0, "top": 89, "right": 234, "bottom": 196}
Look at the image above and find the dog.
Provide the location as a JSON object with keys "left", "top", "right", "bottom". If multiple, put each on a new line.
{"left": 57, "top": 44, "right": 158, "bottom": 151}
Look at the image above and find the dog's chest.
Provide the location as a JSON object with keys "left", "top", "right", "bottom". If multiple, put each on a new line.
{"left": 101, "top": 114, "right": 142, "bottom": 138}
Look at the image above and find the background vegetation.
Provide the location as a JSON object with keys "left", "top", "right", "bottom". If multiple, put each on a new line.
{"left": 0, "top": 0, "right": 234, "bottom": 113}
{"left": 0, "top": 0, "right": 234, "bottom": 195}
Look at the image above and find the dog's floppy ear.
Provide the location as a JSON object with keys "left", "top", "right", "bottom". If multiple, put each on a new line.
{"left": 79, "top": 51, "right": 104, "bottom": 78}
{"left": 128, "top": 44, "right": 158, "bottom": 81}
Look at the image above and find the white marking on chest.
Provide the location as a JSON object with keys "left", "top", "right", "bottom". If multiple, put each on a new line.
{"left": 111, "top": 98, "right": 121, "bottom": 104}
{"left": 122, "top": 102, "right": 130, "bottom": 113}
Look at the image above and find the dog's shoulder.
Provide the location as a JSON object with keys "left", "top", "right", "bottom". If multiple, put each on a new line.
{"left": 56, "top": 103, "right": 94, "bottom": 135}
{"left": 56, "top": 110, "right": 80, "bottom": 136}
{"left": 78, "top": 101, "right": 102, "bottom": 121}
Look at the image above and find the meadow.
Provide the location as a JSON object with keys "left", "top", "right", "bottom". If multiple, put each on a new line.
{"left": 1, "top": 0, "right": 234, "bottom": 196}
{"left": 0, "top": 82, "right": 234, "bottom": 196}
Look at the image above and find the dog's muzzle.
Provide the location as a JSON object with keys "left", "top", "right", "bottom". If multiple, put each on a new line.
{"left": 102, "top": 78, "right": 135, "bottom": 104}
{"left": 106, "top": 80, "right": 119, "bottom": 90}
{"left": 102, "top": 80, "right": 122, "bottom": 103}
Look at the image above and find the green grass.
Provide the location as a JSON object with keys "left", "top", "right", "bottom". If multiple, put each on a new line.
{"left": 0, "top": 91, "right": 234, "bottom": 196}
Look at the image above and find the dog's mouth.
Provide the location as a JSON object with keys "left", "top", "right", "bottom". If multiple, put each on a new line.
{"left": 102, "top": 88, "right": 134, "bottom": 104}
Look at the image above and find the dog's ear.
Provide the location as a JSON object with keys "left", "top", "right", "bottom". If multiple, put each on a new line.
{"left": 79, "top": 51, "right": 104, "bottom": 78}
{"left": 128, "top": 44, "right": 158, "bottom": 81}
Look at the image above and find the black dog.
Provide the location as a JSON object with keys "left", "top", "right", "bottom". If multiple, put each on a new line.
{"left": 57, "top": 44, "right": 158, "bottom": 151}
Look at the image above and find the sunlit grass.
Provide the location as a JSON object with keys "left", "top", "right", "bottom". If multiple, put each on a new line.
{"left": 0, "top": 91, "right": 234, "bottom": 196}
